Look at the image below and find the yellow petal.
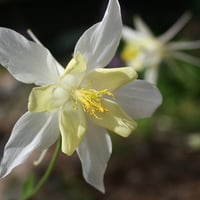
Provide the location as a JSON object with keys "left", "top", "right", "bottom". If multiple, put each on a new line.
{"left": 28, "top": 84, "right": 68, "bottom": 112}
{"left": 59, "top": 106, "right": 86, "bottom": 156}
{"left": 90, "top": 99, "right": 137, "bottom": 137}
{"left": 83, "top": 66, "right": 138, "bottom": 92}
{"left": 61, "top": 52, "right": 87, "bottom": 78}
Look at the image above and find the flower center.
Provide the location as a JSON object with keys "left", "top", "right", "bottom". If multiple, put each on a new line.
{"left": 72, "top": 88, "right": 113, "bottom": 119}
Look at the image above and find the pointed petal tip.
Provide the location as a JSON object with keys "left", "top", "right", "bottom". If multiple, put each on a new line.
{"left": 84, "top": 173, "right": 105, "bottom": 193}
{"left": 61, "top": 144, "right": 76, "bottom": 156}
{"left": 0, "top": 112, "right": 59, "bottom": 181}
{"left": 96, "top": 184, "right": 106, "bottom": 194}
{"left": 83, "top": 171, "right": 106, "bottom": 193}
{"left": 74, "top": 0, "right": 122, "bottom": 70}
{"left": 0, "top": 165, "right": 7, "bottom": 179}
{"left": 76, "top": 126, "right": 111, "bottom": 194}
{"left": 83, "top": 177, "right": 106, "bottom": 193}
{"left": 0, "top": 27, "right": 62, "bottom": 85}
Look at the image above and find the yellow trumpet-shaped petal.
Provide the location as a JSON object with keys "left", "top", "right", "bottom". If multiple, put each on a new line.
{"left": 61, "top": 52, "right": 86, "bottom": 78}
{"left": 59, "top": 106, "right": 86, "bottom": 156}
{"left": 28, "top": 84, "right": 69, "bottom": 112}
{"left": 90, "top": 99, "right": 137, "bottom": 137}
{"left": 83, "top": 66, "right": 138, "bottom": 91}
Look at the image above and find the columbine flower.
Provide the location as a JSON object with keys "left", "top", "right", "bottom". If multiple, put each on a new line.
{"left": 121, "top": 12, "right": 200, "bottom": 84}
{"left": 0, "top": 0, "right": 162, "bottom": 193}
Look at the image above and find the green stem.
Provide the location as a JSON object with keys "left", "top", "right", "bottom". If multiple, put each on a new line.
{"left": 22, "top": 137, "right": 61, "bottom": 200}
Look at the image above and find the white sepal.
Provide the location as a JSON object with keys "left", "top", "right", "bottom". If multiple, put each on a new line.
{"left": 74, "top": 0, "right": 122, "bottom": 70}
{"left": 115, "top": 80, "right": 162, "bottom": 119}
{"left": 0, "top": 111, "right": 59, "bottom": 178}
{"left": 76, "top": 123, "right": 112, "bottom": 193}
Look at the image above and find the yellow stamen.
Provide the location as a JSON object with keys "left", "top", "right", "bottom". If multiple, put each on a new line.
{"left": 73, "top": 88, "right": 113, "bottom": 119}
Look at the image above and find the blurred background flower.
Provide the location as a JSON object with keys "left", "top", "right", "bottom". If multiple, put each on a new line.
{"left": 120, "top": 12, "right": 200, "bottom": 84}
{"left": 0, "top": 0, "right": 200, "bottom": 199}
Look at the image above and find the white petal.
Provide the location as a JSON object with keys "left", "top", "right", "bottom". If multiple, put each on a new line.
{"left": 144, "top": 67, "right": 159, "bottom": 84}
{"left": 0, "top": 111, "right": 59, "bottom": 178}
{"left": 115, "top": 80, "right": 162, "bottom": 119}
{"left": 76, "top": 123, "right": 112, "bottom": 193}
{"left": 0, "top": 28, "right": 63, "bottom": 85}
{"left": 74, "top": 0, "right": 122, "bottom": 70}
{"left": 27, "top": 29, "right": 64, "bottom": 75}
{"left": 158, "top": 12, "right": 191, "bottom": 43}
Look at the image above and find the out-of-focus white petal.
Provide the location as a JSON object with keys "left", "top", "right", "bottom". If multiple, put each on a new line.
{"left": 133, "top": 16, "right": 154, "bottom": 37}
{"left": 158, "top": 12, "right": 191, "bottom": 43}
{"left": 167, "top": 41, "right": 200, "bottom": 50}
{"left": 115, "top": 80, "right": 162, "bottom": 119}
{"left": 74, "top": 0, "right": 122, "bottom": 70}
{"left": 76, "top": 123, "right": 112, "bottom": 193}
{"left": 144, "top": 67, "right": 159, "bottom": 84}
{"left": 122, "top": 26, "right": 147, "bottom": 41}
{"left": 0, "top": 28, "right": 63, "bottom": 85}
{"left": 0, "top": 111, "right": 59, "bottom": 178}
{"left": 171, "top": 51, "right": 200, "bottom": 66}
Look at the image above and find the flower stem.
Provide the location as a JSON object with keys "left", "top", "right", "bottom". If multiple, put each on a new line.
{"left": 21, "top": 138, "right": 61, "bottom": 200}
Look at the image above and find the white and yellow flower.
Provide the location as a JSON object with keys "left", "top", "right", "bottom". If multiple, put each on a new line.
{"left": 121, "top": 12, "right": 200, "bottom": 83}
{"left": 0, "top": 0, "right": 162, "bottom": 192}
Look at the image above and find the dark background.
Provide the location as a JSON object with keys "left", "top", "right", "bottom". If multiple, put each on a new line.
{"left": 0, "top": 0, "right": 198, "bottom": 62}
